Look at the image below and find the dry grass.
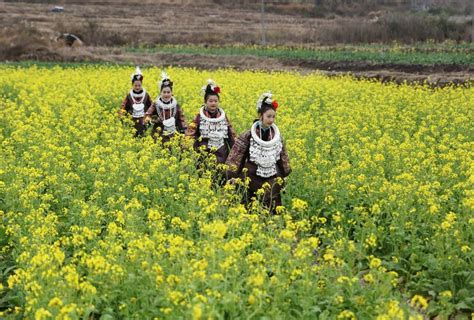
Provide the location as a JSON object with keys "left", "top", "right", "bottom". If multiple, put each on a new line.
{"left": 0, "top": 20, "right": 60, "bottom": 61}
{"left": 0, "top": 0, "right": 471, "bottom": 51}
{"left": 313, "top": 13, "right": 470, "bottom": 44}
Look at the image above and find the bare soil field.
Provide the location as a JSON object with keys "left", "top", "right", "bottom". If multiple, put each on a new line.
{"left": 0, "top": 1, "right": 333, "bottom": 45}
{"left": 0, "top": 1, "right": 472, "bottom": 85}
{"left": 2, "top": 0, "right": 471, "bottom": 45}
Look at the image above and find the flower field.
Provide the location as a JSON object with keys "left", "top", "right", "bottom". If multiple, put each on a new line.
{"left": 0, "top": 65, "right": 473, "bottom": 319}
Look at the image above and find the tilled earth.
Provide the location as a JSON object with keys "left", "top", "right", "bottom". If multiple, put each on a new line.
{"left": 1, "top": 1, "right": 472, "bottom": 86}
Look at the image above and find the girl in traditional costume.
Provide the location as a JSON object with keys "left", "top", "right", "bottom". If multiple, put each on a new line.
{"left": 118, "top": 67, "right": 153, "bottom": 137}
{"left": 226, "top": 93, "right": 291, "bottom": 213}
{"left": 185, "top": 79, "right": 236, "bottom": 164}
{"left": 144, "top": 72, "right": 187, "bottom": 142}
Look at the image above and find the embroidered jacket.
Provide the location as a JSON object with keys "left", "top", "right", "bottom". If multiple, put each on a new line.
{"left": 185, "top": 106, "right": 236, "bottom": 163}
{"left": 145, "top": 98, "right": 187, "bottom": 135}
{"left": 226, "top": 123, "right": 291, "bottom": 179}
{"left": 120, "top": 90, "right": 153, "bottom": 118}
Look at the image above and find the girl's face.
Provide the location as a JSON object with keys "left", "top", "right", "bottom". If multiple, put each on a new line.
{"left": 132, "top": 80, "right": 142, "bottom": 92}
{"left": 205, "top": 95, "right": 219, "bottom": 112}
{"left": 161, "top": 86, "right": 172, "bottom": 101}
{"left": 260, "top": 108, "right": 276, "bottom": 127}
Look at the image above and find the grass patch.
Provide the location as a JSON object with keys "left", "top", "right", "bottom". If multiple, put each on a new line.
{"left": 125, "top": 43, "right": 474, "bottom": 66}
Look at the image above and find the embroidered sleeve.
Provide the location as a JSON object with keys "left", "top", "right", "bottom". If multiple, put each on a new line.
{"left": 176, "top": 104, "right": 187, "bottom": 133}
{"left": 145, "top": 101, "right": 156, "bottom": 116}
{"left": 144, "top": 93, "right": 153, "bottom": 112}
{"left": 185, "top": 113, "right": 200, "bottom": 138}
{"left": 119, "top": 94, "right": 131, "bottom": 115}
{"left": 278, "top": 141, "right": 292, "bottom": 177}
{"left": 226, "top": 130, "right": 251, "bottom": 178}
{"left": 226, "top": 115, "right": 237, "bottom": 148}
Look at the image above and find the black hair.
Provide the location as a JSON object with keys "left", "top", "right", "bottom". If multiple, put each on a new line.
{"left": 258, "top": 97, "right": 276, "bottom": 115}
{"left": 259, "top": 104, "right": 275, "bottom": 115}
{"left": 132, "top": 74, "right": 143, "bottom": 83}
{"left": 161, "top": 79, "right": 173, "bottom": 91}
{"left": 204, "top": 84, "right": 219, "bottom": 102}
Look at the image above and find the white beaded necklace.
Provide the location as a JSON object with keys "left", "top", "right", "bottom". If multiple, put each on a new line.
{"left": 156, "top": 97, "right": 178, "bottom": 135}
{"left": 199, "top": 106, "right": 228, "bottom": 149}
{"left": 130, "top": 89, "right": 146, "bottom": 104}
{"left": 130, "top": 89, "right": 147, "bottom": 118}
{"left": 249, "top": 122, "right": 282, "bottom": 178}
{"left": 156, "top": 97, "right": 177, "bottom": 111}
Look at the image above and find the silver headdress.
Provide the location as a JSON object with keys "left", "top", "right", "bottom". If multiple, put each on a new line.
{"left": 256, "top": 92, "right": 273, "bottom": 112}
{"left": 159, "top": 71, "right": 172, "bottom": 89}
{"left": 201, "top": 79, "right": 220, "bottom": 95}
{"left": 131, "top": 66, "right": 143, "bottom": 82}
